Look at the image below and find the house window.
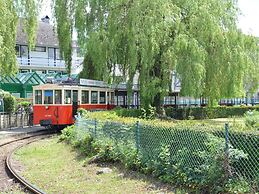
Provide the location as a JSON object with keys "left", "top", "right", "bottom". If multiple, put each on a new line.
{"left": 21, "top": 45, "right": 28, "bottom": 57}
{"left": 91, "top": 91, "right": 98, "bottom": 104}
{"left": 48, "top": 48, "right": 55, "bottom": 59}
{"left": 32, "top": 46, "right": 46, "bottom": 52}
{"left": 82, "top": 90, "right": 89, "bottom": 104}
{"left": 20, "top": 69, "right": 30, "bottom": 73}
{"left": 15, "top": 45, "right": 20, "bottom": 57}
{"left": 56, "top": 48, "right": 61, "bottom": 59}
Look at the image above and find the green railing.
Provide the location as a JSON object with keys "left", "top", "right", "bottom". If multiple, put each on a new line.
{"left": 75, "top": 118, "right": 258, "bottom": 192}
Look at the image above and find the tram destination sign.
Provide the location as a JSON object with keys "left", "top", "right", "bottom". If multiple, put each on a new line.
{"left": 79, "top": 79, "right": 108, "bottom": 88}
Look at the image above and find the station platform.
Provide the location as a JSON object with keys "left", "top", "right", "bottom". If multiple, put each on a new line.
{"left": 0, "top": 126, "right": 46, "bottom": 140}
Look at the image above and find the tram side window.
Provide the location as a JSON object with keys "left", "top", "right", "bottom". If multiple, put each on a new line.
{"left": 44, "top": 90, "right": 53, "bottom": 104}
{"left": 99, "top": 92, "right": 106, "bottom": 104}
{"left": 111, "top": 92, "right": 115, "bottom": 104}
{"left": 82, "top": 90, "right": 89, "bottom": 104}
{"left": 107, "top": 92, "right": 110, "bottom": 104}
{"left": 91, "top": 91, "right": 98, "bottom": 104}
{"left": 55, "top": 90, "right": 62, "bottom": 104}
{"left": 65, "top": 90, "right": 71, "bottom": 104}
{"left": 35, "top": 90, "right": 42, "bottom": 104}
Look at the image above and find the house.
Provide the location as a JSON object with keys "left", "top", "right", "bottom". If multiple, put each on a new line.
{"left": 16, "top": 16, "right": 83, "bottom": 75}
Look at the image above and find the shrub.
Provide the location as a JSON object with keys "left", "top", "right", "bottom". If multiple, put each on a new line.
{"left": 77, "top": 108, "right": 89, "bottom": 118}
{"left": 63, "top": 112, "right": 258, "bottom": 193}
{"left": 140, "top": 105, "right": 156, "bottom": 120}
{"left": 165, "top": 106, "right": 259, "bottom": 120}
{"left": 17, "top": 100, "right": 31, "bottom": 112}
{"left": 0, "top": 90, "right": 16, "bottom": 113}
{"left": 114, "top": 107, "right": 142, "bottom": 118}
{"left": 244, "top": 110, "right": 259, "bottom": 129}
{"left": 59, "top": 125, "right": 76, "bottom": 142}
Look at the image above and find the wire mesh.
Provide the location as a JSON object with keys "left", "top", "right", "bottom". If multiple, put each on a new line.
{"left": 75, "top": 118, "right": 258, "bottom": 189}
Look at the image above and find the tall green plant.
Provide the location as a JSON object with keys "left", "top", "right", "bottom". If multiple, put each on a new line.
{"left": 0, "top": 0, "right": 40, "bottom": 76}
{"left": 71, "top": 0, "right": 259, "bottom": 109}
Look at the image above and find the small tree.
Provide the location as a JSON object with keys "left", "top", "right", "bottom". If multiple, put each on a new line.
{"left": 0, "top": 90, "right": 16, "bottom": 113}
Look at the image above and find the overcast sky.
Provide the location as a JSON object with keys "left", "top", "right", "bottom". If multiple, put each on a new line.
{"left": 237, "top": 0, "right": 259, "bottom": 36}
{"left": 40, "top": 0, "right": 259, "bottom": 37}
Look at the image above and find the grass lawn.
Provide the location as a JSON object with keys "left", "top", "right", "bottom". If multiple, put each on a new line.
{"left": 198, "top": 117, "right": 245, "bottom": 126}
{"left": 14, "top": 136, "right": 175, "bottom": 194}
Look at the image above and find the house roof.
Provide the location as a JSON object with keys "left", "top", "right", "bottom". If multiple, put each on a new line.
{"left": 16, "top": 19, "right": 59, "bottom": 47}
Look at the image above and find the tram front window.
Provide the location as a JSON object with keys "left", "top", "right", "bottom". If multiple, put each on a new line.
{"left": 44, "top": 90, "right": 53, "bottom": 104}
{"left": 55, "top": 90, "right": 62, "bottom": 104}
{"left": 65, "top": 90, "right": 71, "bottom": 104}
{"left": 35, "top": 90, "right": 42, "bottom": 104}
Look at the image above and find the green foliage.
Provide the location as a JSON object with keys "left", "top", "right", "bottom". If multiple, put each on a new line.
{"left": 53, "top": 0, "right": 74, "bottom": 75}
{"left": 70, "top": 0, "right": 259, "bottom": 109}
{"left": 244, "top": 110, "right": 259, "bottom": 129}
{"left": 0, "top": 0, "right": 39, "bottom": 76}
{"left": 114, "top": 108, "right": 142, "bottom": 118}
{"left": 0, "top": 90, "right": 16, "bottom": 112}
{"left": 225, "top": 178, "right": 251, "bottom": 193}
{"left": 17, "top": 100, "right": 30, "bottom": 112}
{"left": 66, "top": 113, "right": 258, "bottom": 193}
{"left": 165, "top": 106, "right": 259, "bottom": 120}
{"left": 77, "top": 108, "right": 89, "bottom": 118}
{"left": 59, "top": 125, "right": 76, "bottom": 142}
{"left": 140, "top": 105, "right": 156, "bottom": 120}
{"left": 0, "top": 0, "right": 18, "bottom": 75}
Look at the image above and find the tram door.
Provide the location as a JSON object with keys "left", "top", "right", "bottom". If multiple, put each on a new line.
{"left": 72, "top": 90, "right": 78, "bottom": 117}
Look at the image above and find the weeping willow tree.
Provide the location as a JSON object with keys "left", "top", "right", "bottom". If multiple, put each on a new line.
{"left": 53, "top": 0, "right": 258, "bottom": 108}
{"left": 53, "top": 0, "right": 75, "bottom": 76}
{"left": 0, "top": 0, "right": 39, "bottom": 76}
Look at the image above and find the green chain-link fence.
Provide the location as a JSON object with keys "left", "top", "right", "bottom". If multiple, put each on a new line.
{"left": 75, "top": 118, "right": 258, "bottom": 191}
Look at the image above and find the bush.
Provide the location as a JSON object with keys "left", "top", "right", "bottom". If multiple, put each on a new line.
{"left": 77, "top": 108, "right": 89, "bottom": 118}
{"left": 0, "top": 90, "right": 16, "bottom": 113}
{"left": 17, "top": 100, "right": 31, "bottom": 112}
{"left": 244, "top": 110, "right": 259, "bottom": 129}
{"left": 114, "top": 107, "right": 142, "bottom": 118}
{"left": 165, "top": 106, "right": 259, "bottom": 120}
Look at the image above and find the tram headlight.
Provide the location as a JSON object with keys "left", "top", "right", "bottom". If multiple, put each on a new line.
{"left": 45, "top": 105, "right": 49, "bottom": 110}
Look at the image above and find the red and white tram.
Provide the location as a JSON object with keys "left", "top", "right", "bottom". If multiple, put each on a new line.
{"left": 33, "top": 80, "right": 115, "bottom": 128}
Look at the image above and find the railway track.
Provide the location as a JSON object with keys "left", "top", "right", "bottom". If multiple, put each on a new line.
{"left": 0, "top": 131, "right": 55, "bottom": 194}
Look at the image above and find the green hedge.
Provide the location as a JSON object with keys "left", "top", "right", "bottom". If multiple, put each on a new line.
{"left": 114, "top": 106, "right": 259, "bottom": 120}
{"left": 165, "top": 106, "right": 259, "bottom": 119}
{"left": 114, "top": 108, "right": 142, "bottom": 118}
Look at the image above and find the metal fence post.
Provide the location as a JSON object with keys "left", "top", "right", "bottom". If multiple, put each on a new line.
{"left": 94, "top": 119, "right": 97, "bottom": 137}
{"left": 225, "top": 123, "right": 229, "bottom": 151}
{"left": 135, "top": 121, "right": 140, "bottom": 152}
{"left": 224, "top": 123, "right": 231, "bottom": 178}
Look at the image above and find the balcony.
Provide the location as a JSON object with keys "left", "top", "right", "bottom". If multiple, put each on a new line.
{"left": 17, "top": 57, "right": 66, "bottom": 70}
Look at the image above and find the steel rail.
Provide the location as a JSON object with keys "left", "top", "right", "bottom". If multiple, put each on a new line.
{"left": 1, "top": 131, "right": 55, "bottom": 194}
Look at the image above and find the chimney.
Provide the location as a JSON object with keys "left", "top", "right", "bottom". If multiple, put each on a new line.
{"left": 41, "top": 15, "right": 50, "bottom": 23}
